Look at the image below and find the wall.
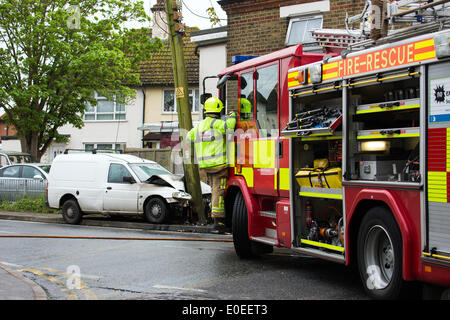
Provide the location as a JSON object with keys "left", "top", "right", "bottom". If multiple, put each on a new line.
{"left": 0, "top": 121, "right": 17, "bottom": 142}
{"left": 143, "top": 86, "right": 200, "bottom": 124}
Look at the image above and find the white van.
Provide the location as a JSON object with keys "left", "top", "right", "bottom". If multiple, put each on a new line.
{"left": 47, "top": 153, "right": 211, "bottom": 224}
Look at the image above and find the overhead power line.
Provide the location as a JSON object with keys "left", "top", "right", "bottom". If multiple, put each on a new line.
{"left": 181, "top": 0, "right": 227, "bottom": 21}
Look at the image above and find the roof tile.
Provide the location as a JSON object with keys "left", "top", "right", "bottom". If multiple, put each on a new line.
{"left": 139, "top": 27, "right": 199, "bottom": 86}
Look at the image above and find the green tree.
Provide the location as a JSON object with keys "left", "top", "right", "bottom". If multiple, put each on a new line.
{"left": 0, "top": 0, "right": 161, "bottom": 160}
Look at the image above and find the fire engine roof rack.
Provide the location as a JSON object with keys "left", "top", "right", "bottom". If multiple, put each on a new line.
{"left": 311, "top": 29, "right": 365, "bottom": 53}
{"left": 387, "top": 0, "right": 450, "bottom": 25}
{"left": 348, "top": 18, "right": 450, "bottom": 50}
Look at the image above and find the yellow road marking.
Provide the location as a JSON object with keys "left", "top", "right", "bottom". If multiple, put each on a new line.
{"left": 18, "top": 268, "right": 78, "bottom": 300}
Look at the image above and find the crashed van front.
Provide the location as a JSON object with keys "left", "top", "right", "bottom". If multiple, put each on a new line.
{"left": 129, "top": 162, "right": 211, "bottom": 223}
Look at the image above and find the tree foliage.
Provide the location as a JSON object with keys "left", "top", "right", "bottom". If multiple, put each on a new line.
{"left": 0, "top": 0, "right": 161, "bottom": 160}
{"left": 206, "top": 7, "right": 222, "bottom": 27}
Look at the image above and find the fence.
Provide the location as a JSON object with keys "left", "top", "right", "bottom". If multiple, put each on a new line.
{"left": 125, "top": 148, "right": 184, "bottom": 174}
{"left": 0, "top": 178, "right": 47, "bottom": 202}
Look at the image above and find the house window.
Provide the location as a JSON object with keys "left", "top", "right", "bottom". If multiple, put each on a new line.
{"left": 285, "top": 15, "right": 323, "bottom": 46}
{"left": 84, "top": 92, "right": 126, "bottom": 121}
{"left": 162, "top": 89, "right": 199, "bottom": 114}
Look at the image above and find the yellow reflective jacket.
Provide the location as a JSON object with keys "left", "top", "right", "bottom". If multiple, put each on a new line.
{"left": 187, "top": 113, "right": 237, "bottom": 168}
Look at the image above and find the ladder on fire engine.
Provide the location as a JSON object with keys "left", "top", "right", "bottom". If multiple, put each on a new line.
{"left": 388, "top": 0, "right": 450, "bottom": 24}
{"left": 334, "top": 0, "right": 450, "bottom": 50}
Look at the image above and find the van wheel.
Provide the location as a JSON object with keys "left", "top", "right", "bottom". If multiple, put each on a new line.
{"left": 61, "top": 199, "right": 82, "bottom": 225}
{"left": 232, "top": 192, "right": 272, "bottom": 258}
{"left": 145, "top": 197, "right": 168, "bottom": 224}
{"left": 357, "top": 206, "right": 405, "bottom": 300}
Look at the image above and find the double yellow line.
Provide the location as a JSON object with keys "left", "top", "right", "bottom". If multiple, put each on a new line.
{"left": 17, "top": 267, "right": 98, "bottom": 300}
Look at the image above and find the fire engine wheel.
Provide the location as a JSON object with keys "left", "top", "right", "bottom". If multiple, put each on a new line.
{"left": 145, "top": 197, "right": 168, "bottom": 224}
{"left": 357, "top": 206, "right": 404, "bottom": 300}
{"left": 61, "top": 199, "right": 83, "bottom": 225}
{"left": 232, "top": 192, "right": 272, "bottom": 258}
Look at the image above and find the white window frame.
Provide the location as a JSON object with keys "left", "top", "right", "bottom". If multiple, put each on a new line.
{"left": 84, "top": 92, "right": 126, "bottom": 121}
{"left": 162, "top": 88, "right": 200, "bottom": 114}
{"left": 285, "top": 15, "right": 323, "bottom": 46}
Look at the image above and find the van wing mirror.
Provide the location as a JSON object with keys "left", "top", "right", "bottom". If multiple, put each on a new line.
{"left": 123, "top": 176, "right": 136, "bottom": 184}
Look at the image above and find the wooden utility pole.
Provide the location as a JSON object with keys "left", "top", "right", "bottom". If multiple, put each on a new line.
{"left": 165, "top": 0, "right": 206, "bottom": 224}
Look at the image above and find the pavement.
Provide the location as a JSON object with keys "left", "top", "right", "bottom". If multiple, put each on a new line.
{"left": 0, "top": 262, "right": 47, "bottom": 300}
{"left": 0, "top": 210, "right": 227, "bottom": 300}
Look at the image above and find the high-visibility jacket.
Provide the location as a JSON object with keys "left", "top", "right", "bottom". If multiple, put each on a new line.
{"left": 187, "top": 113, "right": 237, "bottom": 169}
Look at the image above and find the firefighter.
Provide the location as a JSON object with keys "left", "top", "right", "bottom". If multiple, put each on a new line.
{"left": 239, "top": 98, "right": 253, "bottom": 120}
{"left": 187, "top": 97, "right": 237, "bottom": 233}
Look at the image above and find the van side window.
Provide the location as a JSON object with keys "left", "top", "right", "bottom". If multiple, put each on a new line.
{"left": 108, "top": 164, "right": 133, "bottom": 183}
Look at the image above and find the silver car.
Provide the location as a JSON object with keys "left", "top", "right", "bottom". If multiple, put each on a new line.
{"left": 0, "top": 163, "right": 51, "bottom": 202}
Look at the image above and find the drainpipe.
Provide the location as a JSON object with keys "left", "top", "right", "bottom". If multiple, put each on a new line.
{"left": 141, "top": 87, "right": 146, "bottom": 148}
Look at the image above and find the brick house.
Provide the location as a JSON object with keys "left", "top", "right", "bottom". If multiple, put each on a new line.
{"left": 0, "top": 114, "right": 17, "bottom": 143}
{"left": 217, "top": 0, "right": 366, "bottom": 65}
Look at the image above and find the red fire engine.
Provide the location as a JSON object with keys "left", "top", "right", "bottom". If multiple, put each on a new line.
{"left": 213, "top": 27, "right": 450, "bottom": 299}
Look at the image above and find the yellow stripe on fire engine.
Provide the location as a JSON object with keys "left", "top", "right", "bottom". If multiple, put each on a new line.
{"left": 428, "top": 171, "right": 447, "bottom": 203}
{"left": 253, "top": 139, "right": 276, "bottom": 168}
{"left": 415, "top": 50, "right": 436, "bottom": 62}
{"left": 301, "top": 239, "right": 345, "bottom": 252}
{"left": 323, "top": 62, "right": 338, "bottom": 70}
{"left": 235, "top": 166, "right": 254, "bottom": 188}
{"left": 288, "top": 72, "right": 300, "bottom": 88}
{"left": 279, "top": 167, "right": 290, "bottom": 190}
{"left": 322, "top": 62, "right": 338, "bottom": 81}
{"left": 414, "top": 38, "right": 434, "bottom": 50}
{"left": 414, "top": 39, "right": 436, "bottom": 61}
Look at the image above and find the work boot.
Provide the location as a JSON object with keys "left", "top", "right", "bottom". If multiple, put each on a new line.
{"left": 212, "top": 218, "right": 227, "bottom": 234}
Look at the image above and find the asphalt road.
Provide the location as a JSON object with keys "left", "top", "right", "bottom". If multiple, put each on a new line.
{"left": 0, "top": 219, "right": 368, "bottom": 300}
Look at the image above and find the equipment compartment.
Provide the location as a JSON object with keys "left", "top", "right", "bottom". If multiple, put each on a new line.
{"left": 288, "top": 87, "right": 345, "bottom": 254}
{"left": 346, "top": 69, "right": 421, "bottom": 183}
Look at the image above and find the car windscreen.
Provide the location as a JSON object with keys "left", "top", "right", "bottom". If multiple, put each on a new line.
{"left": 129, "top": 163, "right": 171, "bottom": 182}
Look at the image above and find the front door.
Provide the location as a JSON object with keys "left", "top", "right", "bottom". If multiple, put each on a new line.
{"left": 103, "top": 163, "right": 139, "bottom": 213}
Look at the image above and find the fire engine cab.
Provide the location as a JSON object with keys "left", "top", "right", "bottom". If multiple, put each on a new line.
{"left": 215, "top": 25, "right": 450, "bottom": 299}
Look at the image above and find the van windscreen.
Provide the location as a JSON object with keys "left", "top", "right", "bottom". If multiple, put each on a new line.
{"left": 129, "top": 163, "right": 171, "bottom": 182}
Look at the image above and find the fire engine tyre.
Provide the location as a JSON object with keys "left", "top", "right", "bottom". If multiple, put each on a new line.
{"left": 61, "top": 199, "right": 83, "bottom": 225}
{"left": 145, "top": 197, "right": 168, "bottom": 224}
{"left": 357, "top": 206, "right": 405, "bottom": 300}
{"left": 232, "top": 192, "right": 273, "bottom": 258}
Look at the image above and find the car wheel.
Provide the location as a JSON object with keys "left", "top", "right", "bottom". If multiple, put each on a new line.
{"left": 145, "top": 197, "right": 169, "bottom": 224}
{"left": 357, "top": 206, "right": 406, "bottom": 300}
{"left": 61, "top": 199, "right": 83, "bottom": 225}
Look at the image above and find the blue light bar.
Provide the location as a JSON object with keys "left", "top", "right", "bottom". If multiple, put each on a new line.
{"left": 232, "top": 55, "right": 258, "bottom": 64}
